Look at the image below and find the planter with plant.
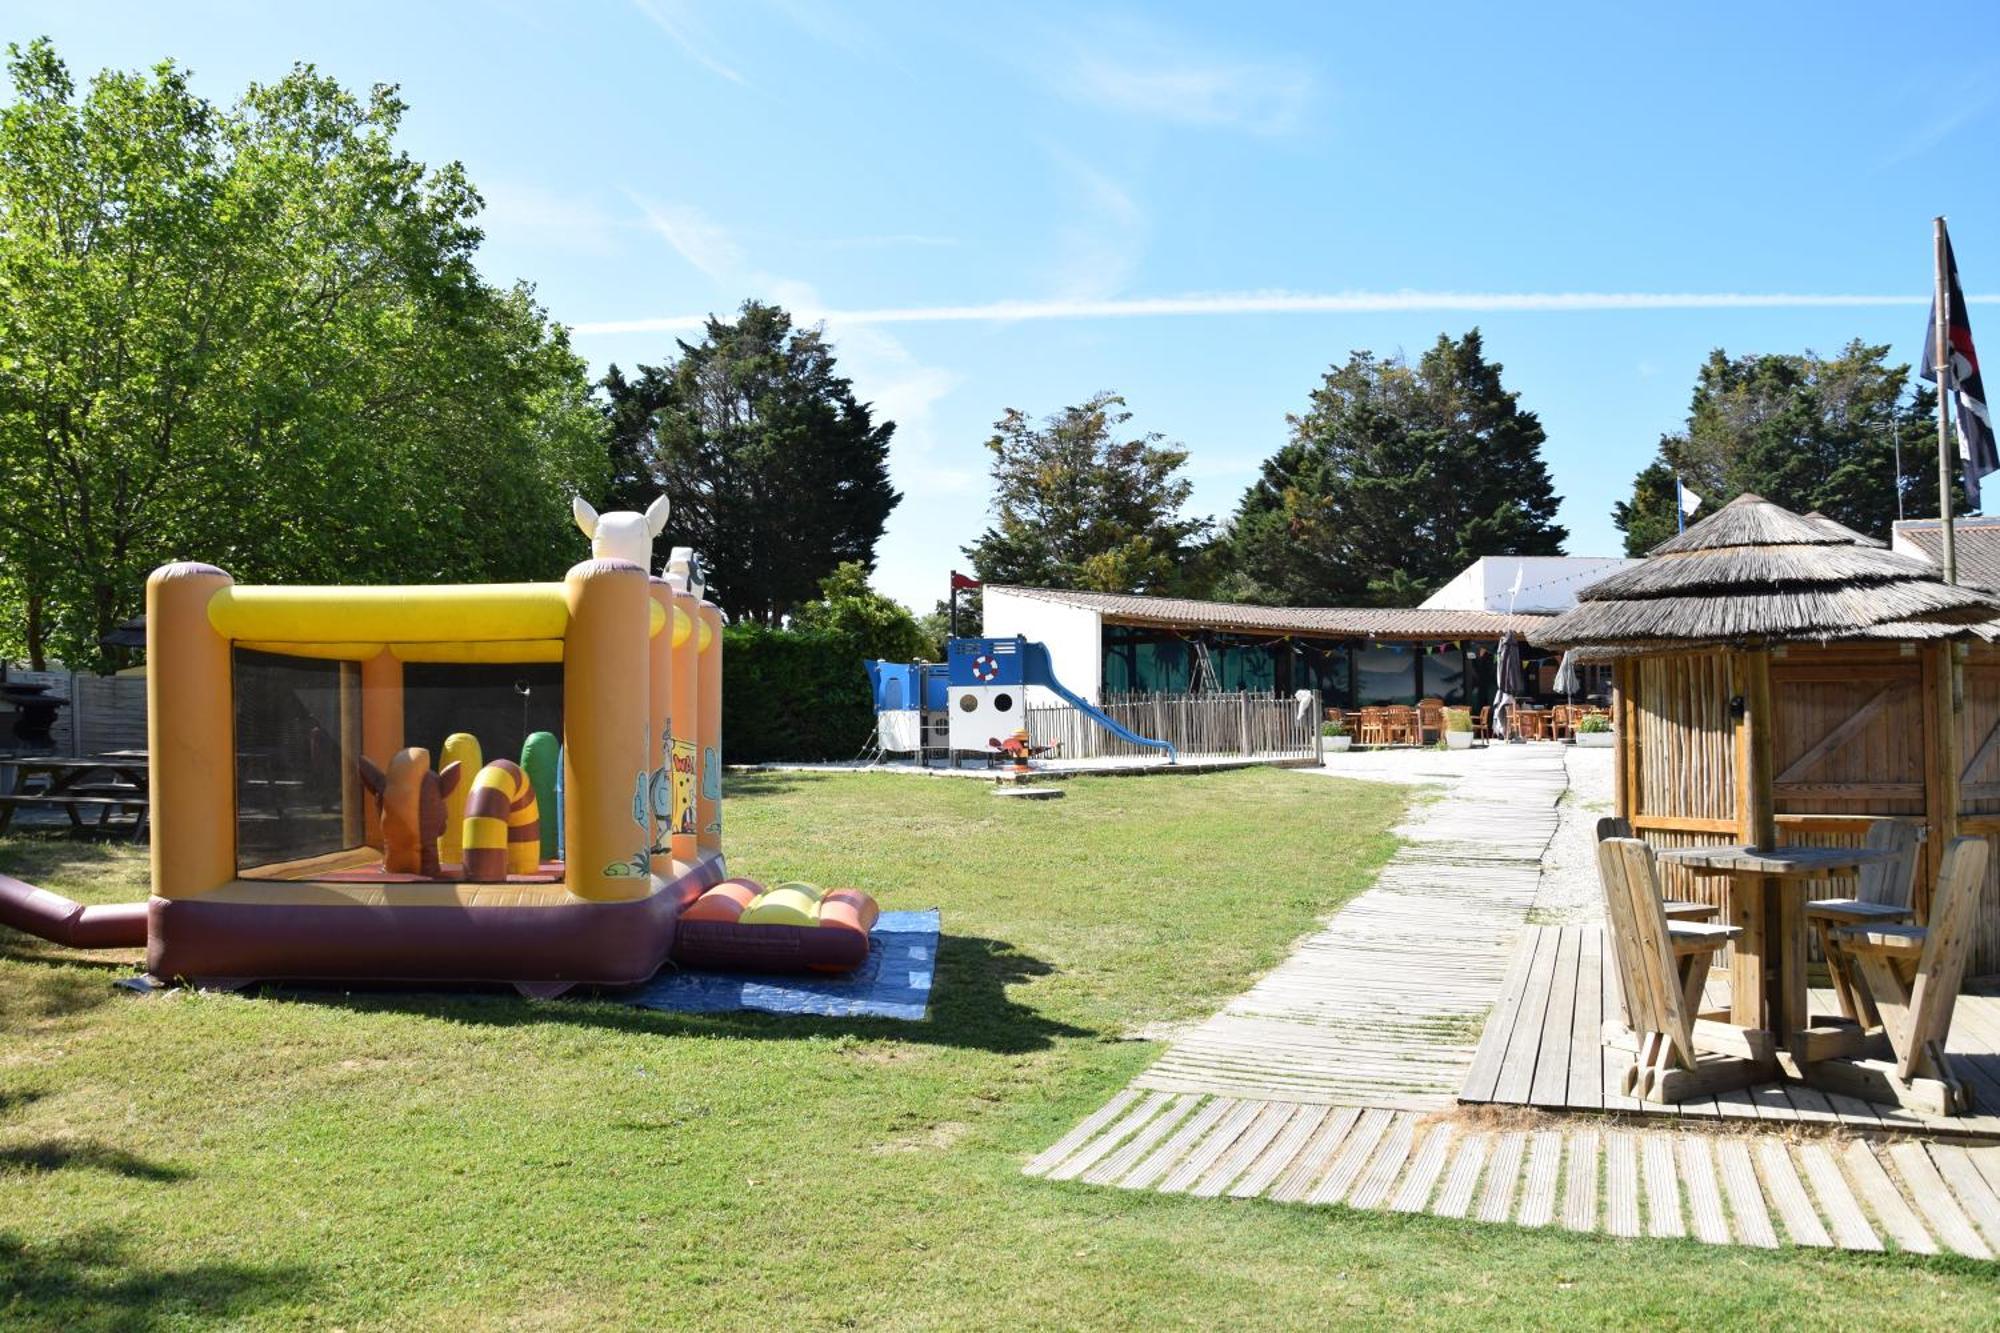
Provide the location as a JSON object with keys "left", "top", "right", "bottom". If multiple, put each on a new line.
{"left": 1575, "top": 713, "right": 1614, "bottom": 748}
{"left": 1443, "top": 707, "right": 1474, "bottom": 750}
{"left": 1322, "top": 716, "right": 1351, "bottom": 754}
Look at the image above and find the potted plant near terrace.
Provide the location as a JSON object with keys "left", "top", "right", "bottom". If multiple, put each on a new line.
{"left": 1322, "top": 715, "right": 1351, "bottom": 754}
{"left": 1443, "top": 707, "right": 1474, "bottom": 750}
{"left": 1574, "top": 713, "right": 1614, "bottom": 748}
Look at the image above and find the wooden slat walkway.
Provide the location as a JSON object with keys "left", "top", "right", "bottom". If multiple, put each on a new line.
{"left": 1025, "top": 1092, "right": 2000, "bottom": 1257}
{"left": 1132, "top": 746, "right": 1568, "bottom": 1108}
{"left": 1028, "top": 745, "right": 2000, "bottom": 1258}
{"left": 1462, "top": 923, "right": 2000, "bottom": 1141}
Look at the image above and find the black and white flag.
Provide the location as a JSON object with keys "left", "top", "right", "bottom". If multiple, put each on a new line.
{"left": 1922, "top": 227, "right": 1998, "bottom": 509}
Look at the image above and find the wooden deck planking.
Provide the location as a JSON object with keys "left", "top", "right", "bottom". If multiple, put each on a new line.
{"left": 1474, "top": 1131, "right": 1527, "bottom": 1223}
{"left": 1842, "top": 1141, "right": 1938, "bottom": 1255}
{"left": 1388, "top": 1122, "right": 1455, "bottom": 1213}
{"left": 1677, "top": 1135, "right": 1731, "bottom": 1245}
{"left": 1118, "top": 1096, "right": 1236, "bottom": 1192}
{"left": 1463, "top": 923, "right": 2000, "bottom": 1141}
{"left": 1561, "top": 1129, "right": 1599, "bottom": 1232}
{"left": 1515, "top": 1130, "right": 1562, "bottom": 1228}
{"left": 1138, "top": 747, "right": 1563, "bottom": 1110}
{"left": 1344, "top": 1112, "right": 1418, "bottom": 1211}
{"left": 1799, "top": 1143, "right": 1881, "bottom": 1252}
{"left": 1027, "top": 745, "right": 2000, "bottom": 1259}
{"left": 1889, "top": 1142, "right": 1995, "bottom": 1259}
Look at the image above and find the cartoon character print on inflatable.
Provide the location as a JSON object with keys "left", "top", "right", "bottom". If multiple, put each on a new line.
{"left": 357, "top": 748, "right": 463, "bottom": 878}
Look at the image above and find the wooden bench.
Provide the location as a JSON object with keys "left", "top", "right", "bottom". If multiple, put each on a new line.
{"left": 0, "top": 791, "right": 149, "bottom": 840}
{"left": 1805, "top": 817, "right": 1921, "bottom": 1028}
{"left": 1598, "top": 836, "right": 1768, "bottom": 1102}
{"left": 1813, "top": 835, "right": 1988, "bottom": 1117}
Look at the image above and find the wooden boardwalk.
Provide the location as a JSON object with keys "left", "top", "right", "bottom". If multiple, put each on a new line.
{"left": 1462, "top": 923, "right": 2000, "bottom": 1142}
{"left": 1131, "top": 746, "right": 1568, "bottom": 1108}
{"left": 1024, "top": 1094, "right": 2000, "bottom": 1257}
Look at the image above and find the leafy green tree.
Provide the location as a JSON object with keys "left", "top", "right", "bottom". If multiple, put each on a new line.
{"left": 599, "top": 302, "right": 899, "bottom": 624}
{"left": 1612, "top": 342, "right": 1941, "bottom": 555}
{"left": 0, "top": 40, "right": 604, "bottom": 670}
{"left": 962, "top": 392, "right": 1211, "bottom": 593}
{"left": 1223, "top": 330, "right": 1566, "bottom": 606}
{"left": 789, "top": 561, "right": 933, "bottom": 662}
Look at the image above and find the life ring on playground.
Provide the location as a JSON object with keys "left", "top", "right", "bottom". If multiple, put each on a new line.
{"left": 971, "top": 654, "right": 1000, "bottom": 683}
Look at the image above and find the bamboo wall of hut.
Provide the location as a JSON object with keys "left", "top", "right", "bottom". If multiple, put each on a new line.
{"left": 1614, "top": 641, "right": 2000, "bottom": 976}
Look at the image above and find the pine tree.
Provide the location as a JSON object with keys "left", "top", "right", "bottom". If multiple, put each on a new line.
{"left": 598, "top": 302, "right": 900, "bottom": 623}
{"left": 1223, "top": 330, "right": 1566, "bottom": 606}
{"left": 961, "top": 392, "right": 1211, "bottom": 593}
{"left": 1612, "top": 342, "right": 1941, "bottom": 555}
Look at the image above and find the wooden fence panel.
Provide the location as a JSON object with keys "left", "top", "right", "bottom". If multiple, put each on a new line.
{"left": 1023, "top": 691, "right": 1319, "bottom": 762}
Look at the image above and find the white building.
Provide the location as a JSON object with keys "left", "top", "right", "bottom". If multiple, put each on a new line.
{"left": 981, "top": 555, "right": 1632, "bottom": 709}
{"left": 1419, "top": 555, "right": 1640, "bottom": 614}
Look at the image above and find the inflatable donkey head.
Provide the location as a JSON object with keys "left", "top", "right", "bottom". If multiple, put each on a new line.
{"left": 572, "top": 494, "right": 671, "bottom": 570}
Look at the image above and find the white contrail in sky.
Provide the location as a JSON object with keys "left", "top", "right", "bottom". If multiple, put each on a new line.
{"left": 571, "top": 289, "right": 1988, "bottom": 336}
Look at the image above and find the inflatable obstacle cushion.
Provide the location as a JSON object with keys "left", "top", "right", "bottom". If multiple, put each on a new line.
{"left": 673, "top": 878, "right": 880, "bottom": 974}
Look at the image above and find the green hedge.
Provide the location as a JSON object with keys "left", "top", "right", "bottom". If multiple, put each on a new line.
{"left": 722, "top": 623, "right": 883, "bottom": 763}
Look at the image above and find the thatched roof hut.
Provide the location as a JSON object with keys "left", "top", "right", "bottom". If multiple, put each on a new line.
{"left": 1538, "top": 492, "right": 2000, "bottom": 975}
{"left": 1538, "top": 494, "right": 1998, "bottom": 650}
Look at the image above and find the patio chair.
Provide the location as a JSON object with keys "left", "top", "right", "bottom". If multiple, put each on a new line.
{"left": 1382, "top": 705, "right": 1417, "bottom": 746}
{"left": 1357, "top": 707, "right": 1387, "bottom": 747}
{"left": 1472, "top": 706, "right": 1492, "bottom": 741}
{"left": 1818, "top": 835, "right": 1989, "bottom": 1116}
{"left": 1596, "top": 837, "right": 1765, "bottom": 1101}
{"left": 1807, "top": 818, "right": 1921, "bottom": 1027}
{"left": 1549, "top": 704, "right": 1571, "bottom": 740}
{"left": 1594, "top": 817, "right": 1719, "bottom": 922}
{"left": 1417, "top": 697, "right": 1445, "bottom": 745}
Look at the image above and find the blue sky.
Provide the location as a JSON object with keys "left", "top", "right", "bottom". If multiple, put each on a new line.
{"left": 13, "top": 2, "right": 2000, "bottom": 609}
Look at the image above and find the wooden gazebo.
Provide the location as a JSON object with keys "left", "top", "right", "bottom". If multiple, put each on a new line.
{"left": 1537, "top": 494, "right": 2000, "bottom": 976}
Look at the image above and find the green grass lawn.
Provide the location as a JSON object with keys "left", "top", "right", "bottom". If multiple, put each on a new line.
{"left": 1, "top": 769, "right": 1993, "bottom": 1330}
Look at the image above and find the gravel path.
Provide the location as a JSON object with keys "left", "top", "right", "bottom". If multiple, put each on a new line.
{"left": 1530, "top": 745, "right": 1614, "bottom": 924}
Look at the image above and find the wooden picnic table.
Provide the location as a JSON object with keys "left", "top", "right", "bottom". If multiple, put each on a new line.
{"left": 0, "top": 753, "right": 150, "bottom": 841}
{"left": 1655, "top": 842, "right": 1895, "bottom": 1064}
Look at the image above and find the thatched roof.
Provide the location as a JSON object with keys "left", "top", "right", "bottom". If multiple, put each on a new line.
{"left": 1802, "top": 510, "right": 1887, "bottom": 548}
{"left": 1536, "top": 493, "right": 2000, "bottom": 650}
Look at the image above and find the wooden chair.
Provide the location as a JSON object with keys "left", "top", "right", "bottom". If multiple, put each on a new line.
{"left": 1417, "top": 698, "right": 1445, "bottom": 744}
{"left": 1596, "top": 837, "right": 1766, "bottom": 1101}
{"left": 1594, "top": 817, "right": 1719, "bottom": 923}
{"left": 1548, "top": 704, "right": 1572, "bottom": 741}
{"left": 1472, "top": 706, "right": 1492, "bottom": 741}
{"left": 1382, "top": 705, "right": 1417, "bottom": 746}
{"left": 1357, "top": 707, "right": 1387, "bottom": 747}
{"left": 1807, "top": 818, "right": 1922, "bottom": 1027}
{"left": 1818, "top": 835, "right": 1989, "bottom": 1116}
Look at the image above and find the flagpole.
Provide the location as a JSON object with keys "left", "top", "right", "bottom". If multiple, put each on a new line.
{"left": 1936, "top": 215, "right": 1957, "bottom": 586}
{"left": 1675, "top": 477, "right": 1686, "bottom": 534}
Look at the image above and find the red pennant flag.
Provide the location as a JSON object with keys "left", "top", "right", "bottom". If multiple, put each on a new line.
{"left": 950, "top": 571, "right": 982, "bottom": 591}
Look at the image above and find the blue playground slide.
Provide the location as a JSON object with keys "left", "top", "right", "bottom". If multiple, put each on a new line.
{"left": 1012, "top": 638, "right": 1178, "bottom": 764}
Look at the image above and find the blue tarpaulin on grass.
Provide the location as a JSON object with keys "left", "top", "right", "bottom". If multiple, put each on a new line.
{"left": 620, "top": 909, "right": 938, "bottom": 1021}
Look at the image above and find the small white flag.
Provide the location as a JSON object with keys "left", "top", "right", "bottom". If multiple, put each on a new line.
{"left": 1679, "top": 481, "right": 1703, "bottom": 518}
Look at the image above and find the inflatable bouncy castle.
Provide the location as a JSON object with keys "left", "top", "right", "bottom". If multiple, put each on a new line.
{"left": 0, "top": 496, "right": 881, "bottom": 991}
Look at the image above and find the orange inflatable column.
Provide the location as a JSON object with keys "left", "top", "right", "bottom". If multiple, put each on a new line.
{"left": 646, "top": 577, "right": 675, "bottom": 877}
{"left": 358, "top": 650, "right": 404, "bottom": 850}
{"left": 668, "top": 588, "right": 700, "bottom": 867}
{"left": 563, "top": 558, "right": 653, "bottom": 902}
{"left": 147, "top": 563, "right": 236, "bottom": 900}
{"left": 696, "top": 600, "right": 724, "bottom": 858}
